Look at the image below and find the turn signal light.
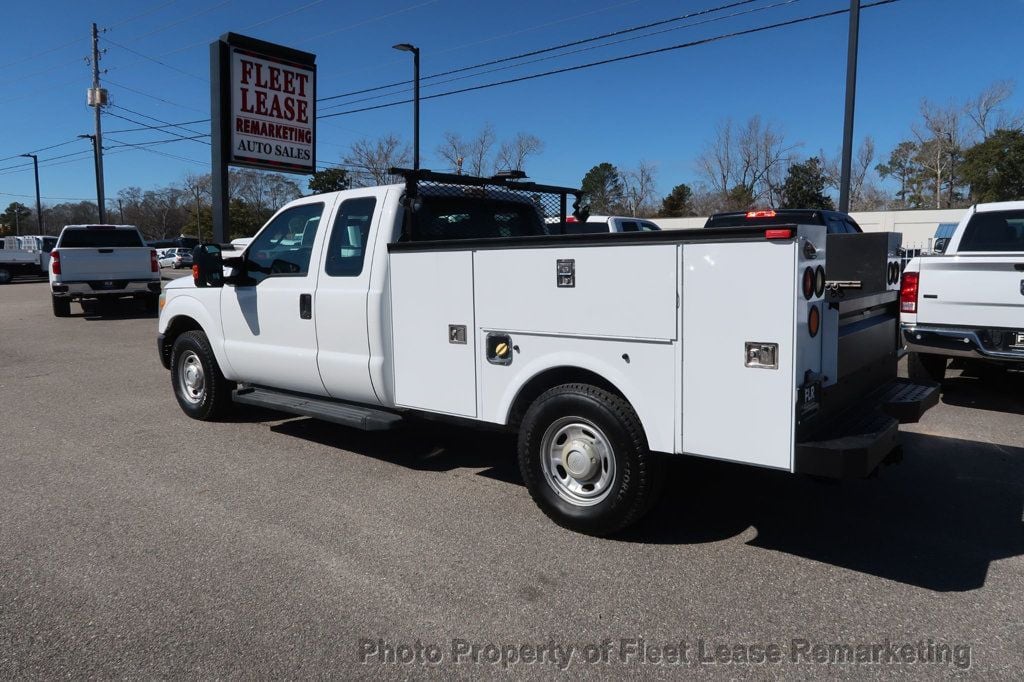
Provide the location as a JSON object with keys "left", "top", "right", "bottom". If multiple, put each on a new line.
{"left": 150, "top": 249, "right": 159, "bottom": 273}
{"left": 814, "top": 265, "right": 826, "bottom": 298}
{"left": 765, "top": 228, "right": 793, "bottom": 240}
{"left": 808, "top": 305, "right": 821, "bottom": 337}
{"left": 50, "top": 249, "right": 61, "bottom": 275}
{"left": 802, "top": 267, "right": 814, "bottom": 300}
{"left": 900, "top": 271, "right": 919, "bottom": 313}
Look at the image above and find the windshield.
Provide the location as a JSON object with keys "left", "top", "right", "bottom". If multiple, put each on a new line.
{"left": 59, "top": 228, "right": 143, "bottom": 248}
{"left": 958, "top": 210, "right": 1024, "bottom": 252}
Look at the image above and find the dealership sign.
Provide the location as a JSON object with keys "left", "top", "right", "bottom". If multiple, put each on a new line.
{"left": 213, "top": 33, "right": 316, "bottom": 174}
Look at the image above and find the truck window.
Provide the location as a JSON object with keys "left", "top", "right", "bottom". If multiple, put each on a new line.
{"left": 566, "top": 221, "right": 606, "bottom": 235}
{"left": 243, "top": 202, "right": 324, "bottom": 283}
{"left": 620, "top": 221, "right": 640, "bottom": 232}
{"left": 958, "top": 210, "right": 1024, "bottom": 252}
{"left": 59, "top": 229, "right": 144, "bottom": 248}
{"left": 324, "top": 197, "right": 376, "bottom": 277}
{"left": 411, "top": 196, "right": 549, "bottom": 241}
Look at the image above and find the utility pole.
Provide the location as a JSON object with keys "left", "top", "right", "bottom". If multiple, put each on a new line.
{"left": 20, "top": 153, "right": 43, "bottom": 234}
{"left": 89, "top": 22, "right": 108, "bottom": 223}
{"left": 117, "top": 198, "right": 124, "bottom": 223}
{"left": 838, "top": 0, "right": 860, "bottom": 213}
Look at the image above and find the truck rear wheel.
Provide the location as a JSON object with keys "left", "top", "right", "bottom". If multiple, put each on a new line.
{"left": 170, "top": 330, "right": 231, "bottom": 420}
{"left": 0, "top": 268, "right": 11, "bottom": 284}
{"left": 51, "top": 296, "right": 71, "bottom": 317}
{"left": 908, "top": 352, "right": 947, "bottom": 384}
{"left": 518, "top": 383, "right": 663, "bottom": 536}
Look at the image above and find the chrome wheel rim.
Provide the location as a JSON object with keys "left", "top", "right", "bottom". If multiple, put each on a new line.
{"left": 177, "top": 350, "right": 205, "bottom": 405}
{"left": 540, "top": 417, "right": 616, "bottom": 506}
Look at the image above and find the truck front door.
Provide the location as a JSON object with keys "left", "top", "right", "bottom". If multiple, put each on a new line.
{"left": 221, "top": 199, "right": 329, "bottom": 396}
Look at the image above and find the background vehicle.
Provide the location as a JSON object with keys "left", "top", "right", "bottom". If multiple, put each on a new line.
{"left": 0, "top": 235, "right": 52, "bottom": 283}
{"left": 705, "top": 208, "right": 864, "bottom": 233}
{"left": 158, "top": 248, "right": 193, "bottom": 269}
{"left": 49, "top": 224, "right": 162, "bottom": 317}
{"left": 901, "top": 201, "right": 1024, "bottom": 382}
{"left": 158, "top": 170, "right": 935, "bottom": 536}
{"left": 559, "top": 215, "right": 661, "bottom": 234}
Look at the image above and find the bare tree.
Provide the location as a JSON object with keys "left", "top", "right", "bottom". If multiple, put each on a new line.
{"left": 822, "top": 137, "right": 876, "bottom": 210}
{"left": 696, "top": 116, "right": 799, "bottom": 210}
{"left": 965, "top": 80, "right": 1014, "bottom": 140}
{"left": 436, "top": 131, "right": 466, "bottom": 174}
{"left": 913, "top": 99, "right": 965, "bottom": 208}
{"left": 495, "top": 132, "right": 544, "bottom": 174}
{"left": 622, "top": 161, "right": 658, "bottom": 216}
{"left": 465, "top": 123, "right": 496, "bottom": 176}
{"left": 343, "top": 134, "right": 411, "bottom": 186}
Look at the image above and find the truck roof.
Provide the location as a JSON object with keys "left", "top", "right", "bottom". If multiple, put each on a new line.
{"left": 975, "top": 200, "right": 1024, "bottom": 213}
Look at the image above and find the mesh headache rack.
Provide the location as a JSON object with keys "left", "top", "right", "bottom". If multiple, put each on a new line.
{"left": 389, "top": 167, "right": 589, "bottom": 243}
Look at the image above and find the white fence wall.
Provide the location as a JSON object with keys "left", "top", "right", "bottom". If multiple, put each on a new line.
{"left": 652, "top": 208, "right": 968, "bottom": 251}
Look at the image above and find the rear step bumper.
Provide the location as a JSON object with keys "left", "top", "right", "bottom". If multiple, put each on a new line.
{"left": 795, "top": 378, "right": 938, "bottom": 479}
{"left": 233, "top": 386, "right": 403, "bottom": 431}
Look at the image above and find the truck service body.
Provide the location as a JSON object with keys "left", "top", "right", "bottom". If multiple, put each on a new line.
{"left": 158, "top": 170, "right": 937, "bottom": 535}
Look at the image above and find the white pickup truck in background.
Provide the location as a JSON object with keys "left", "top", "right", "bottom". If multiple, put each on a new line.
{"left": 562, "top": 215, "right": 661, "bottom": 234}
{"left": 0, "top": 235, "right": 56, "bottom": 283}
{"left": 49, "top": 224, "right": 162, "bottom": 317}
{"left": 157, "top": 169, "right": 937, "bottom": 536}
{"left": 901, "top": 201, "right": 1024, "bottom": 382}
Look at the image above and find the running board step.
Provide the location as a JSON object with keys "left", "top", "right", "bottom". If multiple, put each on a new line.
{"left": 233, "top": 387, "right": 403, "bottom": 431}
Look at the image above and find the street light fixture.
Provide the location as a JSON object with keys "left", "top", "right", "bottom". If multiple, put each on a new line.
{"left": 392, "top": 43, "right": 420, "bottom": 170}
{"left": 20, "top": 153, "right": 43, "bottom": 235}
{"left": 78, "top": 134, "right": 107, "bottom": 223}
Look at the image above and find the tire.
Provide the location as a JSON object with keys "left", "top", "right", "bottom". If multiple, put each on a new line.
{"left": 170, "top": 330, "right": 232, "bottom": 420}
{"left": 51, "top": 295, "right": 71, "bottom": 317}
{"left": 518, "top": 383, "right": 664, "bottom": 536}
{"left": 0, "top": 268, "right": 12, "bottom": 284}
{"left": 908, "top": 352, "right": 947, "bottom": 384}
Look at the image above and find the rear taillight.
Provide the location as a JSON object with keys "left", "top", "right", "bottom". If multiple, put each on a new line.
{"left": 51, "top": 250, "right": 61, "bottom": 275}
{"left": 900, "top": 271, "right": 919, "bottom": 313}
{"left": 150, "top": 249, "right": 159, "bottom": 272}
{"left": 765, "top": 228, "right": 793, "bottom": 240}
{"left": 192, "top": 264, "right": 200, "bottom": 283}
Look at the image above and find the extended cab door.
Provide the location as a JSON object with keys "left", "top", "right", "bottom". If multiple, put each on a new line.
{"left": 313, "top": 188, "right": 390, "bottom": 404}
{"left": 220, "top": 198, "right": 330, "bottom": 395}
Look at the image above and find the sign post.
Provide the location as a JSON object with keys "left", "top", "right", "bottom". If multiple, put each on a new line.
{"left": 210, "top": 33, "right": 316, "bottom": 244}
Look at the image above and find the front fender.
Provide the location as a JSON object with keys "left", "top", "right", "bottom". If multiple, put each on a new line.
{"left": 159, "top": 292, "right": 236, "bottom": 380}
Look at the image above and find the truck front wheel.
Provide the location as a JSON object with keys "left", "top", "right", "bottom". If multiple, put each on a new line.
{"left": 518, "top": 384, "right": 663, "bottom": 536}
{"left": 908, "top": 352, "right": 947, "bottom": 384}
{"left": 170, "top": 330, "right": 231, "bottom": 420}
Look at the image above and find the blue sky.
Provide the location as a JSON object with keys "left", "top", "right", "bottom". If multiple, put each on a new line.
{"left": 0, "top": 0, "right": 1020, "bottom": 207}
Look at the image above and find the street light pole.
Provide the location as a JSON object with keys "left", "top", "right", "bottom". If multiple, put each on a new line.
{"left": 838, "top": 0, "right": 860, "bottom": 213}
{"left": 392, "top": 43, "right": 420, "bottom": 170}
{"left": 20, "top": 153, "right": 43, "bottom": 235}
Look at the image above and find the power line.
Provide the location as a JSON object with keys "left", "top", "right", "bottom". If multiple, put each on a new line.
{"left": 0, "top": 138, "right": 83, "bottom": 165}
{"left": 106, "top": 105, "right": 211, "bottom": 143}
{"left": 103, "top": 136, "right": 207, "bottom": 165}
{"left": 104, "top": 37, "right": 207, "bottom": 82}
{"left": 320, "top": 0, "right": 804, "bottom": 113}
{"left": 105, "top": 117, "right": 211, "bottom": 135}
{"left": 317, "top": 0, "right": 761, "bottom": 103}
{"left": 321, "top": 0, "right": 900, "bottom": 120}
{"left": 124, "top": 0, "right": 232, "bottom": 42}
{"left": 105, "top": 78, "right": 210, "bottom": 115}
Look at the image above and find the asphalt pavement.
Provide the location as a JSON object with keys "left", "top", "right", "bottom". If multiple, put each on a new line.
{"left": 1, "top": 277, "right": 1022, "bottom": 678}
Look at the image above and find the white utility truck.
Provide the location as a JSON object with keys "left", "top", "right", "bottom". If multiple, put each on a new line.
{"left": 901, "top": 201, "right": 1024, "bottom": 381}
{"left": 49, "top": 224, "right": 162, "bottom": 317}
{"left": 0, "top": 235, "right": 55, "bottom": 283}
{"left": 158, "top": 169, "right": 937, "bottom": 536}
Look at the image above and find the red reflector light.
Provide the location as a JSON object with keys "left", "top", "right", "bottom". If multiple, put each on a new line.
{"left": 765, "top": 228, "right": 793, "bottom": 240}
{"left": 900, "top": 271, "right": 919, "bottom": 313}
{"left": 566, "top": 216, "right": 578, "bottom": 223}
{"left": 802, "top": 267, "right": 814, "bottom": 300}
{"left": 51, "top": 249, "right": 61, "bottom": 275}
{"left": 150, "top": 249, "right": 159, "bottom": 273}
{"left": 808, "top": 305, "right": 821, "bottom": 337}
{"left": 747, "top": 210, "right": 777, "bottom": 219}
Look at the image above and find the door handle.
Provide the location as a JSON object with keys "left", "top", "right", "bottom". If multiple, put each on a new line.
{"left": 299, "top": 293, "right": 312, "bottom": 319}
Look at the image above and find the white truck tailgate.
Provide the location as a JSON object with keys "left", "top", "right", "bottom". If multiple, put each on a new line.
{"left": 916, "top": 256, "right": 1024, "bottom": 328}
{"left": 57, "top": 248, "right": 154, "bottom": 280}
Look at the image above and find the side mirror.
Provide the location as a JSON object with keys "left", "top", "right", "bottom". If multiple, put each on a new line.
{"left": 192, "top": 243, "right": 224, "bottom": 288}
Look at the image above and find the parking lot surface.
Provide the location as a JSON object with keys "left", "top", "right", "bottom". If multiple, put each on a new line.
{"left": 1, "top": 278, "right": 1022, "bottom": 678}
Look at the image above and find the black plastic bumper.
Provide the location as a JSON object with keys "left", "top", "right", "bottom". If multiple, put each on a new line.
{"left": 157, "top": 332, "right": 170, "bottom": 370}
{"left": 795, "top": 378, "right": 939, "bottom": 479}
